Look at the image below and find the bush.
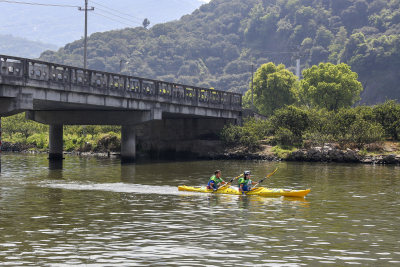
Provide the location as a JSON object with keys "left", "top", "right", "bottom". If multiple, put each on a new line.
{"left": 220, "top": 118, "right": 271, "bottom": 150}
{"left": 302, "top": 131, "right": 333, "bottom": 147}
{"left": 64, "top": 134, "right": 87, "bottom": 152}
{"left": 220, "top": 124, "right": 242, "bottom": 146}
{"left": 273, "top": 127, "right": 301, "bottom": 146}
{"left": 243, "top": 117, "right": 273, "bottom": 138}
{"left": 271, "top": 105, "right": 309, "bottom": 138}
{"left": 271, "top": 145, "right": 297, "bottom": 158}
{"left": 331, "top": 108, "right": 358, "bottom": 139}
{"left": 94, "top": 132, "right": 121, "bottom": 152}
{"left": 345, "top": 118, "right": 384, "bottom": 148}
{"left": 372, "top": 100, "right": 400, "bottom": 140}
{"left": 238, "top": 126, "right": 260, "bottom": 150}
{"left": 26, "top": 133, "right": 48, "bottom": 149}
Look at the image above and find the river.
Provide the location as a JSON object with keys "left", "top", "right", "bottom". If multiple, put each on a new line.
{"left": 0, "top": 153, "right": 399, "bottom": 266}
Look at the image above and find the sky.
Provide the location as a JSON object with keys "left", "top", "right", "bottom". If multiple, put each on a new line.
{"left": 0, "top": 0, "right": 209, "bottom": 46}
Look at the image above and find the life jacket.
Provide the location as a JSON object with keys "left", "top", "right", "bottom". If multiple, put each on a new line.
{"left": 207, "top": 175, "right": 222, "bottom": 189}
{"left": 238, "top": 177, "right": 252, "bottom": 191}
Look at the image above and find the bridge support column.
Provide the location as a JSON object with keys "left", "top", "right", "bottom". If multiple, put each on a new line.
{"left": 49, "top": 125, "right": 63, "bottom": 160}
{"left": 121, "top": 125, "right": 136, "bottom": 163}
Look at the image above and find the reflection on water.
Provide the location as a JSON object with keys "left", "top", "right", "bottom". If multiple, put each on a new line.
{"left": 0, "top": 153, "right": 399, "bottom": 265}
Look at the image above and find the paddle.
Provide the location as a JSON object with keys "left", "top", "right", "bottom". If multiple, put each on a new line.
{"left": 251, "top": 167, "right": 279, "bottom": 190}
{"left": 215, "top": 173, "right": 244, "bottom": 191}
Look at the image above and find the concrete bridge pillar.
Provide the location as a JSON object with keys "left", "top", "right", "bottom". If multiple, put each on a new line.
{"left": 49, "top": 125, "right": 63, "bottom": 160}
{"left": 121, "top": 125, "right": 136, "bottom": 163}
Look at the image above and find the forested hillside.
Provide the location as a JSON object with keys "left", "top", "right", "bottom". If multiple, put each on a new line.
{"left": 40, "top": 0, "right": 400, "bottom": 105}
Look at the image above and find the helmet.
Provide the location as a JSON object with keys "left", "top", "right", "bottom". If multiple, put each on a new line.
{"left": 244, "top": 171, "right": 251, "bottom": 176}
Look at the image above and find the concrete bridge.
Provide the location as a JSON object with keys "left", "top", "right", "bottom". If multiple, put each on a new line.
{"left": 0, "top": 55, "right": 242, "bottom": 167}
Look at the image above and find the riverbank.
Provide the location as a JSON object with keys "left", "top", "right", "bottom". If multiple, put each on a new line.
{"left": 208, "top": 142, "right": 400, "bottom": 164}
{"left": 2, "top": 141, "right": 400, "bottom": 164}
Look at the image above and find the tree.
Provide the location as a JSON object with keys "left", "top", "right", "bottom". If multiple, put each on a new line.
{"left": 243, "top": 62, "right": 298, "bottom": 116}
{"left": 142, "top": 18, "right": 150, "bottom": 29}
{"left": 300, "top": 63, "right": 363, "bottom": 110}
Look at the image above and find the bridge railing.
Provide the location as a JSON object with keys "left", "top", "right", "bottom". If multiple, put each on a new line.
{"left": 0, "top": 55, "right": 242, "bottom": 109}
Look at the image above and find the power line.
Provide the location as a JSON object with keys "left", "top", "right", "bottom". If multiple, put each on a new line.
{"left": 94, "top": 6, "right": 142, "bottom": 25}
{"left": 93, "top": 11, "right": 135, "bottom": 27}
{"left": 91, "top": 0, "right": 144, "bottom": 23}
{"left": 0, "top": 0, "right": 79, "bottom": 8}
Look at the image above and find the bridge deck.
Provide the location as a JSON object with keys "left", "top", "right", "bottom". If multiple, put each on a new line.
{"left": 0, "top": 55, "right": 242, "bottom": 118}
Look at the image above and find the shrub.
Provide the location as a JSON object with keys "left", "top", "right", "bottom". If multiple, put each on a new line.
{"left": 302, "top": 131, "right": 333, "bottom": 147}
{"left": 220, "top": 124, "right": 242, "bottom": 146}
{"left": 331, "top": 108, "right": 358, "bottom": 139}
{"left": 345, "top": 118, "right": 384, "bottom": 148}
{"left": 372, "top": 100, "right": 400, "bottom": 140}
{"left": 273, "top": 127, "right": 301, "bottom": 146}
{"left": 64, "top": 134, "right": 86, "bottom": 152}
{"left": 26, "top": 133, "right": 48, "bottom": 149}
{"left": 220, "top": 118, "right": 271, "bottom": 150}
{"left": 238, "top": 126, "right": 260, "bottom": 150}
{"left": 94, "top": 132, "right": 121, "bottom": 152}
{"left": 271, "top": 145, "right": 297, "bottom": 158}
{"left": 271, "top": 105, "right": 309, "bottom": 138}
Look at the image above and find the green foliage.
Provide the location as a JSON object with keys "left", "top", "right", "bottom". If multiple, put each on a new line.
{"left": 270, "top": 105, "right": 309, "bottom": 137}
{"left": 243, "top": 63, "right": 298, "bottom": 116}
{"left": 273, "top": 127, "right": 300, "bottom": 146}
{"left": 2, "top": 113, "right": 48, "bottom": 139}
{"left": 220, "top": 118, "right": 272, "bottom": 150}
{"left": 64, "top": 134, "right": 88, "bottom": 152}
{"left": 300, "top": 63, "right": 363, "bottom": 110}
{"left": 1, "top": 113, "right": 121, "bottom": 152}
{"left": 26, "top": 133, "right": 48, "bottom": 150}
{"left": 345, "top": 118, "right": 384, "bottom": 147}
{"left": 94, "top": 132, "right": 121, "bottom": 152}
{"left": 372, "top": 100, "right": 400, "bottom": 139}
{"left": 271, "top": 145, "right": 297, "bottom": 158}
{"left": 222, "top": 102, "right": 397, "bottom": 150}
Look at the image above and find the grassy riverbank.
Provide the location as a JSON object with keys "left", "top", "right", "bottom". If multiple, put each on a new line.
{"left": 221, "top": 100, "right": 400, "bottom": 158}
{"left": 1, "top": 113, "right": 121, "bottom": 153}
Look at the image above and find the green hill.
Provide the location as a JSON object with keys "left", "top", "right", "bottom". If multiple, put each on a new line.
{"left": 40, "top": 0, "right": 400, "bottom": 105}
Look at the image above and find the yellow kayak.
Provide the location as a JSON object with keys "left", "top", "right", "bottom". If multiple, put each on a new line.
{"left": 178, "top": 185, "right": 310, "bottom": 198}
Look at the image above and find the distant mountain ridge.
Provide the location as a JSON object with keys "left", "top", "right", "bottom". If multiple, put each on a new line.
{"left": 0, "top": 0, "right": 205, "bottom": 46}
{"left": 0, "top": 34, "right": 57, "bottom": 58}
{"left": 40, "top": 0, "right": 400, "bottom": 105}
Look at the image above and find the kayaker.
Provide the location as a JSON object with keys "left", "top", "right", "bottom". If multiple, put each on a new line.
{"left": 238, "top": 171, "right": 257, "bottom": 194}
{"left": 206, "top": 170, "right": 226, "bottom": 191}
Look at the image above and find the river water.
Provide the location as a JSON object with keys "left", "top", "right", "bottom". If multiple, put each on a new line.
{"left": 0, "top": 153, "right": 399, "bottom": 266}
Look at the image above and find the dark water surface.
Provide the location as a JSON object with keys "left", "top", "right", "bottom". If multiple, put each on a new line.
{"left": 0, "top": 153, "right": 399, "bottom": 266}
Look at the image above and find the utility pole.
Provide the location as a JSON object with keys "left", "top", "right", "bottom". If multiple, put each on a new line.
{"left": 251, "top": 64, "right": 254, "bottom": 108}
{"left": 296, "top": 58, "right": 301, "bottom": 80}
{"left": 79, "top": 0, "right": 94, "bottom": 69}
{"left": 120, "top": 59, "right": 129, "bottom": 73}
{"left": 0, "top": 117, "right": 2, "bottom": 173}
